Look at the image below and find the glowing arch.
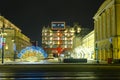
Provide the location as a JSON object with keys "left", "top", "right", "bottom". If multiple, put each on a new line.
{"left": 17, "top": 46, "right": 48, "bottom": 59}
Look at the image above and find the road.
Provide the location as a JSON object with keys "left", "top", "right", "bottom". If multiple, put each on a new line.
{"left": 0, "top": 64, "right": 120, "bottom": 80}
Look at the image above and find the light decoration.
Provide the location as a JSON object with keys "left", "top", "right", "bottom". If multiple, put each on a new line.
{"left": 57, "top": 47, "right": 64, "bottom": 54}
{"left": 73, "top": 46, "right": 93, "bottom": 60}
{"left": 17, "top": 46, "right": 48, "bottom": 62}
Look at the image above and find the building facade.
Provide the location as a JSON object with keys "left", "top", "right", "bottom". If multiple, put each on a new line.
{"left": 81, "top": 30, "right": 94, "bottom": 59}
{"left": 42, "top": 22, "right": 81, "bottom": 58}
{"left": 73, "top": 30, "right": 94, "bottom": 60}
{"left": 93, "top": 0, "right": 120, "bottom": 61}
{"left": 0, "top": 16, "right": 31, "bottom": 62}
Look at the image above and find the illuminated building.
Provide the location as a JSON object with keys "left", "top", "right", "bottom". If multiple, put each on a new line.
{"left": 93, "top": 0, "right": 120, "bottom": 61}
{"left": 42, "top": 22, "right": 76, "bottom": 58}
{"left": 73, "top": 30, "right": 94, "bottom": 60}
{"left": 0, "top": 16, "right": 31, "bottom": 62}
{"left": 81, "top": 30, "right": 94, "bottom": 59}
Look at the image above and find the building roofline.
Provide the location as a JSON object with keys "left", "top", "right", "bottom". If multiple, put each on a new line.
{"left": 93, "top": 0, "right": 115, "bottom": 20}
{"left": 0, "top": 16, "right": 21, "bottom": 32}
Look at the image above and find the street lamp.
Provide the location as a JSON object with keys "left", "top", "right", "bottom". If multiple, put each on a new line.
{"left": 1, "top": 30, "right": 4, "bottom": 64}
{"left": 0, "top": 16, "right": 5, "bottom": 64}
{"left": 13, "top": 40, "right": 16, "bottom": 61}
{"left": 95, "top": 43, "right": 99, "bottom": 63}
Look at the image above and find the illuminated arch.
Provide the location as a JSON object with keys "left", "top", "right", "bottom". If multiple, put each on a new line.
{"left": 74, "top": 46, "right": 93, "bottom": 60}
{"left": 17, "top": 46, "right": 48, "bottom": 59}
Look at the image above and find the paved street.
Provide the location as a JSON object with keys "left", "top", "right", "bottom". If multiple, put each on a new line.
{"left": 0, "top": 63, "right": 120, "bottom": 80}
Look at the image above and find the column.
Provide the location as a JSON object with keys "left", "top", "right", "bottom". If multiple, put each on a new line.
{"left": 94, "top": 20, "right": 98, "bottom": 41}
{"left": 97, "top": 17, "right": 100, "bottom": 41}
{"left": 110, "top": 5, "right": 116, "bottom": 36}
{"left": 102, "top": 13, "right": 105, "bottom": 39}
{"left": 116, "top": 4, "right": 120, "bottom": 59}
{"left": 99, "top": 16, "right": 102, "bottom": 40}
{"left": 104, "top": 11, "right": 107, "bottom": 39}
{"left": 106, "top": 9, "right": 111, "bottom": 38}
{"left": 116, "top": 4, "right": 120, "bottom": 35}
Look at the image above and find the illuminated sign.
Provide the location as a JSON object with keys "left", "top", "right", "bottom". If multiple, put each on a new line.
{"left": 51, "top": 22, "right": 65, "bottom": 30}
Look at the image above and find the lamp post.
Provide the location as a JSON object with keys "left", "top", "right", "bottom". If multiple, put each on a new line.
{"left": 95, "top": 43, "right": 99, "bottom": 63}
{"left": 1, "top": 16, "right": 5, "bottom": 64}
{"left": 13, "top": 40, "right": 16, "bottom": 61}
{"left": 110, "top": 43, "right": 113, "bottom": 63}
{"left": 109, "top": 38, "right": 113, "bottom": 63}
{"left": 1, "top": 29, "right": 4, "bottom": 64}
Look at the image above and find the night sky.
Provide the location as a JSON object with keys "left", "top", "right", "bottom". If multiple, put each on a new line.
{"left": 0, "top": 0, "right": 105, "bottom": 46}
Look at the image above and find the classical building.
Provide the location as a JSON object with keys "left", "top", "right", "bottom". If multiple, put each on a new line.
{"left": 73, "top": 30, "right": 94, "bottom": 60}
{"left": 81, "top": 30, "right": 94, "bottom": 59}
{"left": 82, "top": 31, "right": 94, "bottom": 50}
{"left": 0, "top": 16, "right": 31, "bottom": 62}
{"left": 93, "top": 0, "right": 120, "bottom": 61}
{"left": 42, "top": 22, "right": 81, "bottom": 58}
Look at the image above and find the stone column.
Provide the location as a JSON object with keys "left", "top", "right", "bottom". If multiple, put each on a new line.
{"left": 99, "top": 16, "right": 102, "bottom": 40}
{"left": 94, "top": 20, "right": 98, "bottom": 41}
{"left": 106, "top": 9, "right": 111, "bottom": 38}
{"left": 110, "top": 5, "right": 116, "bottom": 36}
{"left": 102, "top": 13, "right": 105, "bottom": 39}
{"left": 97, "top": 17, "right": 100, "bottom": 41}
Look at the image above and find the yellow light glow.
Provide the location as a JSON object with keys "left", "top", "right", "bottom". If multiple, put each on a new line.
{"left": 58, "top": 37, "right": 60, "bottom": 40}
{"left": 57, "top": 33, "right": 60, "bottom": 36}
{"left": 12, "top": 39, "right": 14, "bottom": 42}
{"left": 5, "top": 44, "right": 8, "bottom": 50}
{"left": 26, "top": 56, "right": 38, "bottom": 62}
{"left": 50, "top": 37, "right": 52, "bottom": 40}
{"left": 58, "top": 41, "right": 60, "bottom": 44}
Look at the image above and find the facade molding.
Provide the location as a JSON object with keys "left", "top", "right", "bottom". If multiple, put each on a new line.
{"left": 93, "top": 0, "right": 114, "bottom": 20}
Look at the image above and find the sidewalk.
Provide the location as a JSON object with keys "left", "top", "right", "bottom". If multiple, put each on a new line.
{"left": 0, "top": 59, "right": 108, "bottom": 64}
{"left": 46, "top": 59, "right": 108, "bottom": 64}
{"left": 87, "top": 60, "right": 107, "bottom": 64}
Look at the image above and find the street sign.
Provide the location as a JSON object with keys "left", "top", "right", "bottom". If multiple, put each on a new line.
{"left": 109, "top": 38, "right": 112, "bottom": 43}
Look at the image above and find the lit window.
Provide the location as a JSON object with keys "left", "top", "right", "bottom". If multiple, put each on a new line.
{"left": 58, "top": 41, "right": 60, "bottom": 44}
{"left": 50, "top": 37, "right": 52, "bottom": 40}
{"left": 65, "top": 37, "right": 67, "bottom": 40}
{"left": 65, "top": 45, "right": 67, "bottom": 48}
{"left": 58, "top": 37, "right": 60, "bottom": 40}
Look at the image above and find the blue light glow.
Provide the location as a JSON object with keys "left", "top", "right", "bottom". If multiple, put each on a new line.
{"left": 17, "top": 46, "right": 48, "bottom": 58}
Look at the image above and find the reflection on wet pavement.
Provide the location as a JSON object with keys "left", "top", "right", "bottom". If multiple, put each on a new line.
{"left": 0, "top": 71, "right": 120, "bottom": 80}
